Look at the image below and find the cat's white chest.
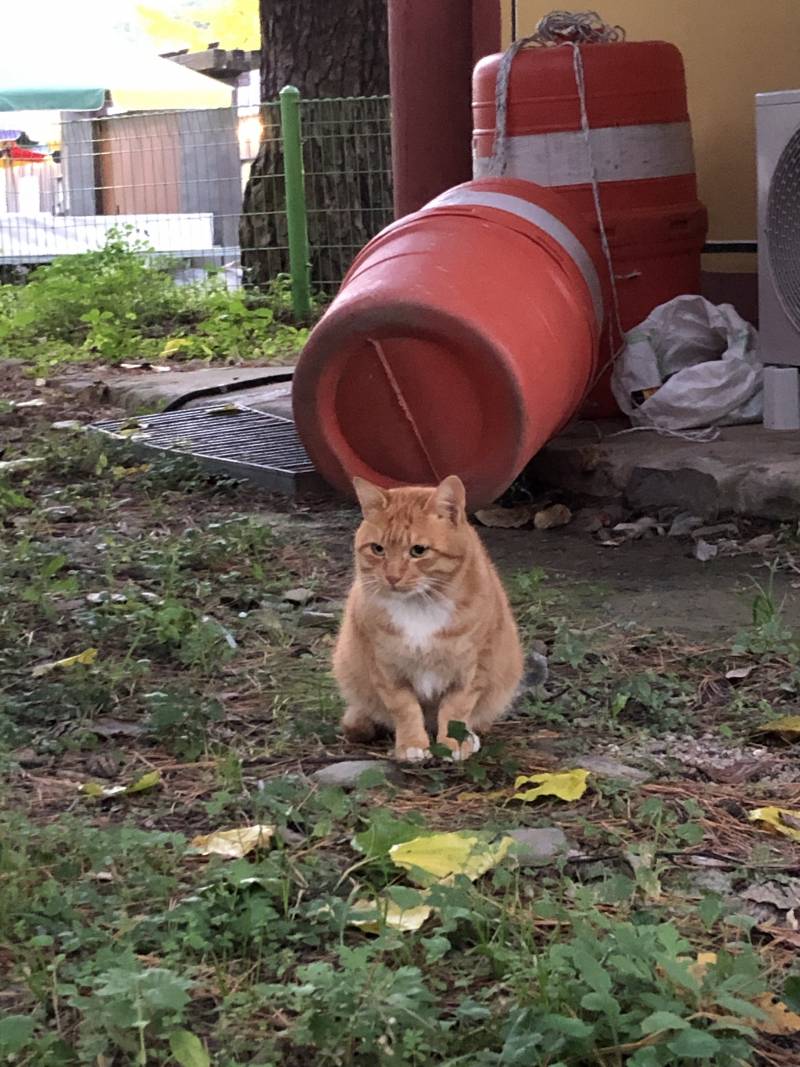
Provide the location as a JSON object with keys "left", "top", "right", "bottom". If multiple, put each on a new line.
{"left": 383, "top": 596, "right": 453, "bottom": 651}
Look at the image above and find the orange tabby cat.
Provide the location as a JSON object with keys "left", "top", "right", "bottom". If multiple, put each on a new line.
{"left": 333, "top": 474, "right": 524, "bottom": 762}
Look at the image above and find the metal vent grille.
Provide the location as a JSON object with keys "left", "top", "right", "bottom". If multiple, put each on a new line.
{"left": 767, "top": 125, "right": 800, "bottom": 331}
{"left": 91, "top": 405, "right": 324, "bottom": 494}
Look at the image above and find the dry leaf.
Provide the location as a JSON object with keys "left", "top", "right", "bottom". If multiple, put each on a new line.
{"left": 688, "top": 951, "right": 717, "bottom": 981}
{"left": 32, "top": 647, "right": 98, "bottom": 677}
{"left": 191, "top": 825, "right": 275, "bottom": 858}
{"left": 113, "top": 427, "right": 150, "bottom": 440}
{"left": 207, "top": 404, "right": 242, "bottom": 416}
{"left": 741, "top": 881, "right": 800, "bottom": 911}
{"left": 389, "top": 832, "right": 512, "bottom": 885}
{"left": 756, "top": 715, "right": 800, "bottom": 736}
{"left": 474, "top": 506, "right": 534, "bottom": 529}
{"left": 512, "top": 768, "right": 589, "bottom": 803}
{"left": 348, "top": 898, "right": 433, "bottom": 932}
{"left": 14, "top": 397, "right": 46, "bottom": 408}
{"left": 534, "top": 504, "right": 572, "bottom": 530}
{"left": 725, "top": 666, "right": 754, "bottom": 681}
{"left": 112, "top": 464, "right": 151, "bottom": 479}
{"left": 749, "top": 806, "right": 800, "bottom": 842}
{"left": 751, "top": 994, "right": 800, "bottom": 1035}
{"left": 80, "top": 769, "right": 161, "bottom": 799}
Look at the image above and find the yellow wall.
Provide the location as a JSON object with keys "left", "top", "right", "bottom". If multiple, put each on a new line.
{"left": 499, "top": 0, "right": 800, "bottom": 267}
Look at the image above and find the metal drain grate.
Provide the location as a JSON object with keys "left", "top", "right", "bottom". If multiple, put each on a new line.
{"left": 91, "top": 404, "right": 325, "bottom": 494}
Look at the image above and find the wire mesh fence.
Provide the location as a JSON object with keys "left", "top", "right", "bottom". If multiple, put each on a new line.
{"left": 0, "top": 94, "right": 393, "bottom": 295}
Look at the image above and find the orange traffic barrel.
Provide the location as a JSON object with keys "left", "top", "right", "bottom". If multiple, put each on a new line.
{"left": 292, "top": 177, "right": 611, "bottom": 509}
{"left": 473, "top": 40, "right": 708, "bottom": 415}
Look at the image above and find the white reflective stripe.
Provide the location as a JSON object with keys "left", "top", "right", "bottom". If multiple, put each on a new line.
{"left": 428, "top": 188, "right": 603, "bottom": 324}
{"left": 473, "top": 121, "right": 694, "bottom": 186}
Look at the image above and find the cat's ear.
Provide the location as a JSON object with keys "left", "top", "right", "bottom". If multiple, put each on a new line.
{"left": 430, "top": 475, "right": 466, "bottom": 525}
{"left": 353, "top": 476, "right": 388, "bottom": 515}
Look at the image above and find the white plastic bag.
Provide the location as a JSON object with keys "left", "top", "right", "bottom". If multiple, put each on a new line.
{"left": 611, "top": 295, "right": 762, "bottom": 430}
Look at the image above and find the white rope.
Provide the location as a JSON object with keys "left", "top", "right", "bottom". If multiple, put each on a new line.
{"left": 570, "top": 41, "right": 625, "bottom": 360}
{"left": 608, "top": 423, "right": 721, "bottom": 442}
{"left": 489, "top": 11, "right": 627, "bottom": 377}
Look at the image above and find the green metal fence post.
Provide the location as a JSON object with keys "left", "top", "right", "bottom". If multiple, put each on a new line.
{"left": 279, "top": 85, "right": 312, "bottom": 319}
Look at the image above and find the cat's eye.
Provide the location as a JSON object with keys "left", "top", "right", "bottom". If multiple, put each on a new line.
{"left": 370, "top": 543, "right": 385, "bottom": 556}
{"left": 409, "top": 544, "right": 428, "bottom": 558}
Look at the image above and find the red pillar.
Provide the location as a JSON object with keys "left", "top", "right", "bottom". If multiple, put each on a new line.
{"left": 388, "top": 0, "right": 501, "bottom": 219}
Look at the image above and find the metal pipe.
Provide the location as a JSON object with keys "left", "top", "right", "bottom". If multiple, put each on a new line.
{"left": 388, "top": 0, "right": 501, "bottom": 218}
{"left": 279, "top": 85, "right": 311, "bottom": 319}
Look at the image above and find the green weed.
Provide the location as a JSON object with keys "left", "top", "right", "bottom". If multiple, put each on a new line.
{"left": 0, "top": 228, "right": 310, "bottom": 371}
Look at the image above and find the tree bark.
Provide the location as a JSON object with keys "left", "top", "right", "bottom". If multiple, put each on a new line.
{"left": 240, "top": 0, "right": 391, "bottom": 297}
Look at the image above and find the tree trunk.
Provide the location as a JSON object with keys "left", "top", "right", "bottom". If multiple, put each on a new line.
{"left": 240, "top": 0, "right": 391, "bottom": 297}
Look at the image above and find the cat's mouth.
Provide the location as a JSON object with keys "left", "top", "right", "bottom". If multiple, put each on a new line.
{"left": 382, "top": 582, "right": 432, "bottom": 600}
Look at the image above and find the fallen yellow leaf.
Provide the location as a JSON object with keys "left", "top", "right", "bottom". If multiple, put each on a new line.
{"left": 348, "top": 898, "right": 433, "bottom": 933}
{"left": 513, "top": 769, "right": 589, "bottom": 803}
{"left": 751, "top": 994, "right": 800, "bottom": 1035}
{"left": 456, "top": 788, "right": 508, "bottom": 803}
{"left": 756, "top": 715, "right": 800, "bottom": 735}
{"left": 79, "top": 770, "right": 161, "bottom": 799}
{"left": 126, "top": 770, "right": 162, "bottom": 794}
{"left": 112, "top": 463, "right": 151, "bottom": 479}
{"left": 191, "top": 825, "right": 275, "bottom": 858}
{"left": 80, "top": 782, "right": 127, "bottom": 799}
{"left": 32, "top": 647, "right": 98, "bottom": 677}
{"left": 748, "top": 806, "right": 800, "bottom": 842}
{"left": 389, "top": 831, "right": 512, "bottom": 885}
{"left": 688, "top": 951, "right": 717, "bottom": 981}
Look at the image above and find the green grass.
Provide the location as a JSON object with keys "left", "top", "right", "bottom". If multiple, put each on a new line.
{"left": 0, "top": 228, "right": 310, "bottom": 373}
{"left": 1, "top": 429, "right": 800, "bottom": 1064}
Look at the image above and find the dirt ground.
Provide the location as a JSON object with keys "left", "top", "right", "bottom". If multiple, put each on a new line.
{"left": 3, "top": 360, "right": 800, "bottom": 1066}
{"left": 486, "top": 526, "right": 800, "bottom": 638}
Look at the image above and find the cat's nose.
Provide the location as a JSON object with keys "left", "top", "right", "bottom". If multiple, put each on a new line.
{"left": 386, "top": 574, "right": 400, "bottom": 587}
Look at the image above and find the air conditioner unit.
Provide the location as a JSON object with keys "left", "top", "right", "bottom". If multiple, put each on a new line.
{"left": 757, "top": 90, "right": 800, "bottom": 428}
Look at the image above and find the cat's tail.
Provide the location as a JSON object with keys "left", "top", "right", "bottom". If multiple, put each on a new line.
{"left": 522, "top": 649, "right": 549, "bottom": 689}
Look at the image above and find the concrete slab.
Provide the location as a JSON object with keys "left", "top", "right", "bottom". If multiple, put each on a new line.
{"left": 182, "top": 379, "right": 294, "bottom": 420}
{"left": 527, "top": 420, "right": 800, "bottom": 520}
{"left": 62, "top": 365, "right": 293, "bottom": 413}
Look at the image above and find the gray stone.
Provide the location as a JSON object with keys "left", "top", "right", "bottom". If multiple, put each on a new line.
{"left": 526, "top": 420, "right": 800, "bottom": 521}
{"left": 282, "top": 587, "right": 316, "bottom": 606}
{"left": 577, "top": 755, "right": 652, "bottom": 784}
{"left": 523, "top": 650, "right": 549, "bottom": 688}
{"left": 507, "top": 827, "right": 569, "bottom": 865}
{"left": 668, "top": 512, "right": 704, "bottom": 537}
{"left": 42, "top": 505, "right": 78, "bottom": 522}
{"left": 311, "top": 760, "right": 402, "bottom": 789}
{"left": 627, "top": 467, "right": 720, "bottom": 520}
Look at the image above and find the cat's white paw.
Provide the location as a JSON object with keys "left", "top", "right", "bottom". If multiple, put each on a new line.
{"left": 443, "top": 731, "right": 481, "bottom": 762}
{"left": 395, "top": 745, "right": 431, "bottom": 763}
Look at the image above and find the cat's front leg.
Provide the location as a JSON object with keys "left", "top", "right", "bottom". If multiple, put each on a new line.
{"left": 436, "top": 688, "right": 481, "bottom": 762}
{"left": 376, "top": 685, "right": 431, "bottom": 762}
